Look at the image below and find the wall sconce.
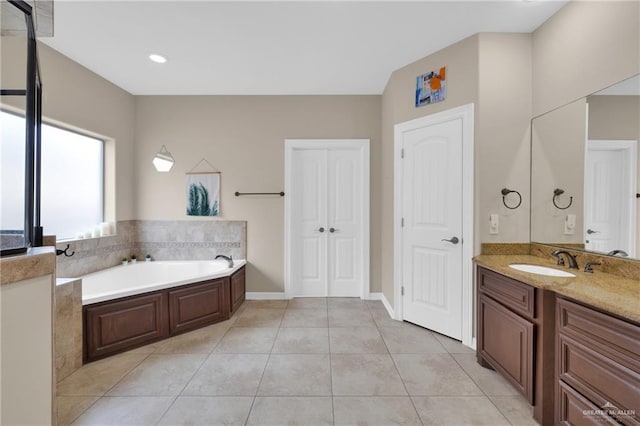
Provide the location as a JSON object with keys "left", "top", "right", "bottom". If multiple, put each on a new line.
{"left": 152, "top": 145, "right": 174, "bottom": 172}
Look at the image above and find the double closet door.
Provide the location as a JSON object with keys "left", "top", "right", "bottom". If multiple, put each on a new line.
{"left": 285, "top": 140, "right": 369, "bottom": 298}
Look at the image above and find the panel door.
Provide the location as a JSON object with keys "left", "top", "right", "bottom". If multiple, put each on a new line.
{"left": 401, "top": 117, "right": 463, "bottom": 339}
{"left": 290, "top": 149, "right": 328, "bottom": 296}
{"left": 585, "top": 140, "right": 637, "bottom": 256}
{"left": 327, "top": 148, "right": 362, "bottom": 297}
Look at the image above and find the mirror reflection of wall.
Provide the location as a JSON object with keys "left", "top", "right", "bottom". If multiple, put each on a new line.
{"left": 531, "top": 74, "right": 640, "bottom": 260}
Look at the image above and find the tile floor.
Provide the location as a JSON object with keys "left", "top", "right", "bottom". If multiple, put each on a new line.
{"left": 57, "top": 298, "right": 537, "bottom": 425}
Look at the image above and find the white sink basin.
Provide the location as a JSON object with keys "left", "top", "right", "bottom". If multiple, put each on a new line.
{"left": 509, "top": 264, "right": 576, "bottom": 277}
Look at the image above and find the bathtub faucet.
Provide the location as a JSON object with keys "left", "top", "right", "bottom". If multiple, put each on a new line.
{"left": 215, "top": 254, "right": 234, "bottom": 268}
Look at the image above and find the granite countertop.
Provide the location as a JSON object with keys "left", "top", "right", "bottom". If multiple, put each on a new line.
{"left": 0, "top": 247, "right": 56, "bottom": 286}
{"left": 474, "top": 254, "right": 640, "bottom": 324}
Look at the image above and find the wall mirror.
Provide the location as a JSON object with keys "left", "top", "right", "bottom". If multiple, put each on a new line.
{"left": 531, "top": 74, "right": 640, "bottom": 260}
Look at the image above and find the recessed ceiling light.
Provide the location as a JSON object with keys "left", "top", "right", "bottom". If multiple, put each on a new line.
{"left": 149, "top": 53, "right": 167, "bottom": 64}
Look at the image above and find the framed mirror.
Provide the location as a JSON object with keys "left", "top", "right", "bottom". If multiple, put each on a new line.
{"left": 531, "top": 74, "right": 640, "bottom": 260}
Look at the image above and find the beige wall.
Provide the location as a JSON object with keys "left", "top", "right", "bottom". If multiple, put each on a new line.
{"left": 532, "top": 1, "right": 640, "bottom": 117}
{"left": 0, "top": 38, "right": 136, "bottom": 221}
{"left": 381, "top": 35, "right": 480, "bottom": 307}
{"left": 477, "top": 33, "right": 532, "bottom": 245}
{"left": 134, "top": 96, "right": 381, "bottom": 293}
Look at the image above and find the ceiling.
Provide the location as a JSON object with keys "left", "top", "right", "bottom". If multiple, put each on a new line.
{"left": 39, "top": 1, "right": 567, "bottom": 95}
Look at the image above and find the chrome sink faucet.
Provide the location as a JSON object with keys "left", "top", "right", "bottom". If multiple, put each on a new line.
{"left": 551, "top": 249, "right": 579, "bottom": 269}
{"left": 215, "top": 254, "right": 234, "bottom": 268}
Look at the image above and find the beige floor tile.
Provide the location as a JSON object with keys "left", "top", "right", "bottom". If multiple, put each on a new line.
{"left": 154, "top": 322, "right": 230, "bottom": 354}
{"left": 453, "top": 353, "right": 520, "bottom": 396}
{"left": 244, "top": 299, "right": 289, "bottom": 309}
{"left": 258, "top": 354, "right": 332, "bottom": 396}
{"left": 434, "top": 333, "right": 476, "bottom": 354}
{"left": 272, "top": 328, "right": 329, "bottom": 353}
{"left": 246, "top": 397, "right": 333, "bottom": 425}
{"left": 379, "top": 325, "right": 447, "bottom": 354}
{"left": 328, "top": 297, "right": 369, "bottom": 310}
{"left": 71, "top": 396, "right": 175, "bottom": 425}
{"left": 57, "top": 352, "right": 148, "bottom": 396}
{"left": 56, "top": 396, "right": 99, "bottom": 426}
{"left": 107, "top": 354, "right": 206, "bottom": 396}
{"left": 331, "top": 354, "right": 407, "bottom": 396}
{"left": 234, "top": 307, "right": 285, "bottom": 328}
{"left": 333, "top": 396, "right": 422, "bottom": 425}
{"left": 370, "top": 308, "right": 406, "bottom": 328}
{"left": 412, "top": 396, "right": 511, "bottom": 425}
{"left": 214, "top": 327, "right": 278, "bottom": 353}
{"left": 281, "top": 308, "right": 328, "bottom": 327}
{"left": 124, "top": 342, "right": 161, "bottom": 354}
{"left": 329, "top": 308, "right": 375, "bottom": 327}
{"left": 287, "top": 298, "right": 328, "bottom": 309}
{"left": 393, "top": 354, "right": 483, "bottom": 396}
{"left": 182, "top": 354, "right": 268, "bottom": 396}
{"left": 157, "top": 396, "right": 253, "bottom": 425}
{"left": 365, "top": 300, "right": 385, "bottom": 310}
{"left": 329, "top": 327, "right": 388, "bottom": 353}
{"left": 489, "top": 395, "right": 538, "bottom": 426}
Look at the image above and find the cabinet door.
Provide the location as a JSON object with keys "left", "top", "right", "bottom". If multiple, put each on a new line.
{"left": 479, "top": 294, "right": 534, "bottom": 402}
{"left": 168, "top": 279, "right": 229, "bottom": 335}
{"left": 230, "top": 267, "right": 246, "bottom": 314}
{"left": 558, "top": 381, "right": 618, "bottom": 425}
{"left": 84, "top": 292, "right": 167, "bottom": 362}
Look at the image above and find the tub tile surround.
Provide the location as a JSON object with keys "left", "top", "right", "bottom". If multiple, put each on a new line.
{"left": 55, "top": 278, "right": 83, "bottom": 382}
{"left": 56, "top": 298, "right": 539, "bottom": 426}
{"left": 55, "top": 220, "right": 247, "bottom": 278}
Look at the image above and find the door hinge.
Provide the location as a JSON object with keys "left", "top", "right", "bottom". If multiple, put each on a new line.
{"left": 401, "top": 286, "right": 405, "bottom": 296}
{"left": 401, "top": 218, "right": 405, "bottom": 227}
{"left": 401, "top": 148, "right": 405, "bottom": 159}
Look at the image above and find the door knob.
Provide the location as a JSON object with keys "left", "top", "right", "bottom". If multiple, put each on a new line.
{"left": 329, "top": 228, "right": 337, "bottom": 233}
{"left": 318, "top": 227, "right": 325, "bottom": 233}
{"left": 586, "top": 229, "right": 600, "bottom": 235}
{"left": 441, "top": 236, "right": 459, "bottom": 244}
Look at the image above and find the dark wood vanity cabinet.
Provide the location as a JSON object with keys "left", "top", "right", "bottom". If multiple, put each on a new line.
{"left": 477, "top": 266, "right": 556, "bottom": 425}
{"left": 556, "top": 297, "right": 640, "bottom": 426}
{"left": 168, "top": 278, "right": 230, "bottom": 334}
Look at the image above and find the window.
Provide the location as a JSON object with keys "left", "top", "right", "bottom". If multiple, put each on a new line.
{"left": 1, "top": 110, "right": 104, "bottom": 241}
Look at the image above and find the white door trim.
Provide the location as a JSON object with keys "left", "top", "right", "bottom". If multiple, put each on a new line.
{"left": 393, "top": 103, "right": 475, "bottom": 348}
{"left": 284, "top": 139, "right": 370, "bottom": 300}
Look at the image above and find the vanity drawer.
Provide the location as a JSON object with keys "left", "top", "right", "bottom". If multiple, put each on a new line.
{"left": 478, "top": 267, "right": 535, "bottom": 319}
{"left": 558, "top": 381, "right": 618, "bottom": 426}
{"left": 558, "top": 334, "right": 640, "bottom": 425}
{"left": 557, "top": 298, "right": 640, "bottom": 371}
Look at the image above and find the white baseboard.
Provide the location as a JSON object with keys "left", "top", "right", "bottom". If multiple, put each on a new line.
{"left": 367, "top": 292, "right": 395, "bottom": 319}
{"left": 245, "top": 292, "right": 286, "bottom": 300}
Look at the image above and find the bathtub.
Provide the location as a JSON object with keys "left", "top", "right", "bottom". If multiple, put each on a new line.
{"left": 82, "top": 259, "right": 247, "bottom": 305}
{"left": 81, "top": 259, "right": 247, "bottom": 362}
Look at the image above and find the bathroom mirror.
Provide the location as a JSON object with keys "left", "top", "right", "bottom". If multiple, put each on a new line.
{"left": 531, "top": 74, "right": 640, "bottom": 260}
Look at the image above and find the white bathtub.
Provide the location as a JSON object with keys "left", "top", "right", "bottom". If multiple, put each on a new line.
{"left": 81, "top": 259, "right": 247, "bottom": 305}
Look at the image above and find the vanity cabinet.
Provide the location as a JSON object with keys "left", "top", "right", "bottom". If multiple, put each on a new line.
{"left": 556, "top": 297, "right": 640, "bottom": 425}
{"left": 476, "top": 266, "right": 556, "bottom": 425}
{"left": 168, "top": 278, "right": 229, "bottom": 334}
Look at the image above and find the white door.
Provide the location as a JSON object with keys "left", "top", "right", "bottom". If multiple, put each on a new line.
{"left": 285, "top": 140, "right": 370, "bottom": 298}
{"left": 398, "top": 113, "right": 466, "bottom": 341}
{"left": 585, "top": 140, "right": 637, "bottom": 256}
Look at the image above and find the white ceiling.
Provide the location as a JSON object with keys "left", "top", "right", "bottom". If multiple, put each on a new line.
{"left": 40, "top": 1, "right": 567, "bottom": 95}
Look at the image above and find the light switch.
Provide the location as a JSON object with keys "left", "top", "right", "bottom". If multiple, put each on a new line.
{"left": 564, "top": 214, "right": 576, "bottom": 235}
{"left": 489, "top": 214, "right": 499, "bottom": 234}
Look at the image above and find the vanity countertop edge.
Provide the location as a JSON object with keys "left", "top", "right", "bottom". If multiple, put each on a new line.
{"left": 474, "top": 254, "right": 640, "bottom": 324}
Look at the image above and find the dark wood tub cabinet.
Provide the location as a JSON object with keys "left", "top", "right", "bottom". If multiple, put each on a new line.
{"left": 476, "top": 266, "right": 556, "bottom": 425}
{"left": 84, "top": 266, "right": 245, "bottom": 363}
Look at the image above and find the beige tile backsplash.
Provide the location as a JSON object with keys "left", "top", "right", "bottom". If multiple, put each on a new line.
{"left": 55, "top": 220, "right": 247, "bottom": 278}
